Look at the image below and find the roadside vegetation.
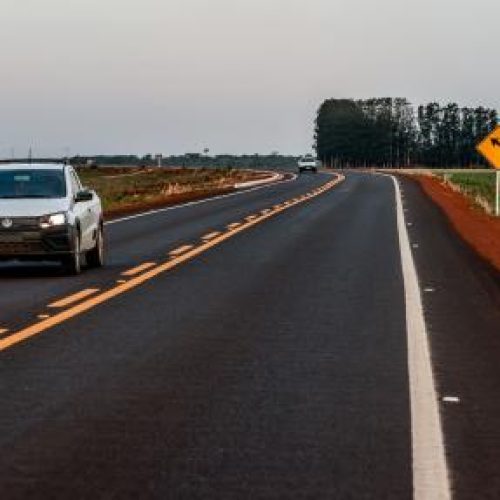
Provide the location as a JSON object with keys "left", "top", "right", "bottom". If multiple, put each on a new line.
{"left": 66, "top": 154, "right": 297, "bottom": 170}
{"left": 1, "top": 154, "right": 299, "bottom": 171}
{"left": 77, "top": 166, "right": 267, "bottom": 216}
{"left": 440, "top": 172, "right": 497, "bottom": 214}
{"left": 415, "top": 174, "right": 500, "bottom": 273}
{"left": 315, "top": 98, "right": 497, "bottom": 168}
{"left": 394, "top": 169, "right": 496, "bottom": 214}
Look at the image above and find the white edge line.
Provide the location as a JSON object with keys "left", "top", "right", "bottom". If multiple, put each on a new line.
{"left": 391, "top": 175, "right": 451, "bottom": 500}
{"left": 105, "top": 173, "right": 298, "bottom": 226}
{"left": 234, "top": 171, "right": 283, "bottom": 188}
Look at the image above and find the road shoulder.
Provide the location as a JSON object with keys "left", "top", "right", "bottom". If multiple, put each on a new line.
{"left": 400, "top": 174, "right": 500, "bottom": 275}
{"left": 398, "top": 175, "right": 500, "bottom": 499}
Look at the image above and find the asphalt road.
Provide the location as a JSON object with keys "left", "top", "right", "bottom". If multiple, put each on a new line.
{"left": 0, "top": 171, "right": 498, "bottom": 499}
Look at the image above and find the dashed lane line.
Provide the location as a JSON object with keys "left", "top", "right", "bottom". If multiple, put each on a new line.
{"left": 48, "top": 288, "right": 101, "bottom": 309}
{"left": 169, "top": 244, "right": 194, "bottom": 257}
{"left": 121, "top": 262, "right": 157, "bottom": 277}
{"left": 0, "top": 174, "right": 344, "bottom": 352}
{"left": 201, "top": 231, "right": 221, "bottom": 241}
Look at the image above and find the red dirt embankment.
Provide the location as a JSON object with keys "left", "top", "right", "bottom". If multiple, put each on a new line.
{"left": 414, "top": 175, "right": 500, "bottom": 272}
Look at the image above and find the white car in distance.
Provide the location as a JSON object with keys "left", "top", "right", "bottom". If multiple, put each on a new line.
{"left": 298, "top": 155, "right": 319, "bottom": 174}
{"left": 0, "top": 163, "right": 104, "bottom": 274}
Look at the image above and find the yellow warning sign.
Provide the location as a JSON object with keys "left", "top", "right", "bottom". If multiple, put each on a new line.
{"left": 476, "top": 125, "right": 500, "bottom": 170}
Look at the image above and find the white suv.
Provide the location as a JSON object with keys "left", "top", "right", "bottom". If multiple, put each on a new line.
{"left": 0, "top": 163, "right": 104, "bottom": 274}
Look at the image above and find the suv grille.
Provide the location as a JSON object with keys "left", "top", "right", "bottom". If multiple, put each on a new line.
{"left": 0, "top": 217, "right": 39, "bottom": 230}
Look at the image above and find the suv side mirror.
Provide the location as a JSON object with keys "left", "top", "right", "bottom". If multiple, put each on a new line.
{"left": 75, "top": 189, "right": 94, "bottom": 203}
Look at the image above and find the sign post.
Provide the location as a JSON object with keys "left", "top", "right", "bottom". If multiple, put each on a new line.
{"left": 476, "top": 125, "right": 500, "bottom": 216}
{"left": 497, "top": 170, "right": 500, "bottom": 216}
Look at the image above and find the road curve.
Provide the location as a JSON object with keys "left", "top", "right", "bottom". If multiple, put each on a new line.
{"left": 0, "top": 172, "right": 498, "bottom": 499}
{"left": 0, "top": 174, "right": 320, "bottom": 333}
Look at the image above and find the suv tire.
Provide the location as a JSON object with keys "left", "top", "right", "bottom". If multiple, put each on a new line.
{"left": 86, "top": 225, "right": 105, "bottom": 268}
{"left": 62, "top": 230, "right": 82, "bottom": 275}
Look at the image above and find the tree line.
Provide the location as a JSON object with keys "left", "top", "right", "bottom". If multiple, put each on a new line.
{"left": 315, "top": 98, "right": 498, "bottom": 168}
{"left": 65, "top": 154, "right": 297, "bottom": 170}
{"left": 1, "top": 154, "right": 299, "bottom": 170}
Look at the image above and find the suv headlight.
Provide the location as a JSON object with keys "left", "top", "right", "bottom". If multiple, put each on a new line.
{"left": 40, "top": 213, "right": 67, "bottom": 228}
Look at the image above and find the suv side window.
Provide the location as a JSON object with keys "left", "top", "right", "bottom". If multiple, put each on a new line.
{"left": 69, "top": 170, "right": 82, "bottom": 195}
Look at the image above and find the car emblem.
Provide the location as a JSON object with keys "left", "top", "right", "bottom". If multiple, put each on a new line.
{"left": 1, "top": 218, "right": 13, "bottom": 229}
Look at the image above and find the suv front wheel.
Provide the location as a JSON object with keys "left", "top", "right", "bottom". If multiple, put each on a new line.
{"left": 86, "top": 225, "right": 105, "bottom": 268}
{"left": 62, "top": 230, "right": 82, "bottom": 275}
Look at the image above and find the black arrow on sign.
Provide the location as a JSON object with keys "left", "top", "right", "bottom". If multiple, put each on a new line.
{"left": 491, "top": 138, "right": 500, "bottom": 148}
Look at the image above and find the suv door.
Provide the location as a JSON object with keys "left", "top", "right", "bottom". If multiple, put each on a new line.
{"left": 69, "top": 169, "right": 95, "bottom": 251}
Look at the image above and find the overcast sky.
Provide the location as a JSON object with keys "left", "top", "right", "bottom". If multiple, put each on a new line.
{"left": 0, "top": 0, "right": 498, "bottom": 157}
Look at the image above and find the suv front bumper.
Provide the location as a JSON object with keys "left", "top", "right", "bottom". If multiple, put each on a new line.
{"left": 0, "top": 225, "right": 75, "bottom": 260}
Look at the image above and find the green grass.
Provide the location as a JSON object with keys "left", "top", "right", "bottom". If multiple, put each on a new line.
{"left": 443, "top": 172, "right": 497, "bottom": 211}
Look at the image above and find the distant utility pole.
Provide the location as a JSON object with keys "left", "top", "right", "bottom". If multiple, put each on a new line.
{"left": 28, "top": 146, "right": 32, "bottom": 163}
{"left": 155, "top": 154, "right": 162, "bottom": 168}
{"left": 63, "top": 147, "right": 70, "bottom": 164}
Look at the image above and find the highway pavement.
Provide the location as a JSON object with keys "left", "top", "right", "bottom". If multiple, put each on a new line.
{"left": 0, "top": 171, "right": 499, "bottom": 499}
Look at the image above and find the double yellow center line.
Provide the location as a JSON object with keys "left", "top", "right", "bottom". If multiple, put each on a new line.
{"left": 0, "top": 174, "right": 344, "bottom": 352}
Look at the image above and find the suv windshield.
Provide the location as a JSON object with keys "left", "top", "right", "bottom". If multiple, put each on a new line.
{"left": 0, "top": 169, "right": 66, "bottom": 199}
